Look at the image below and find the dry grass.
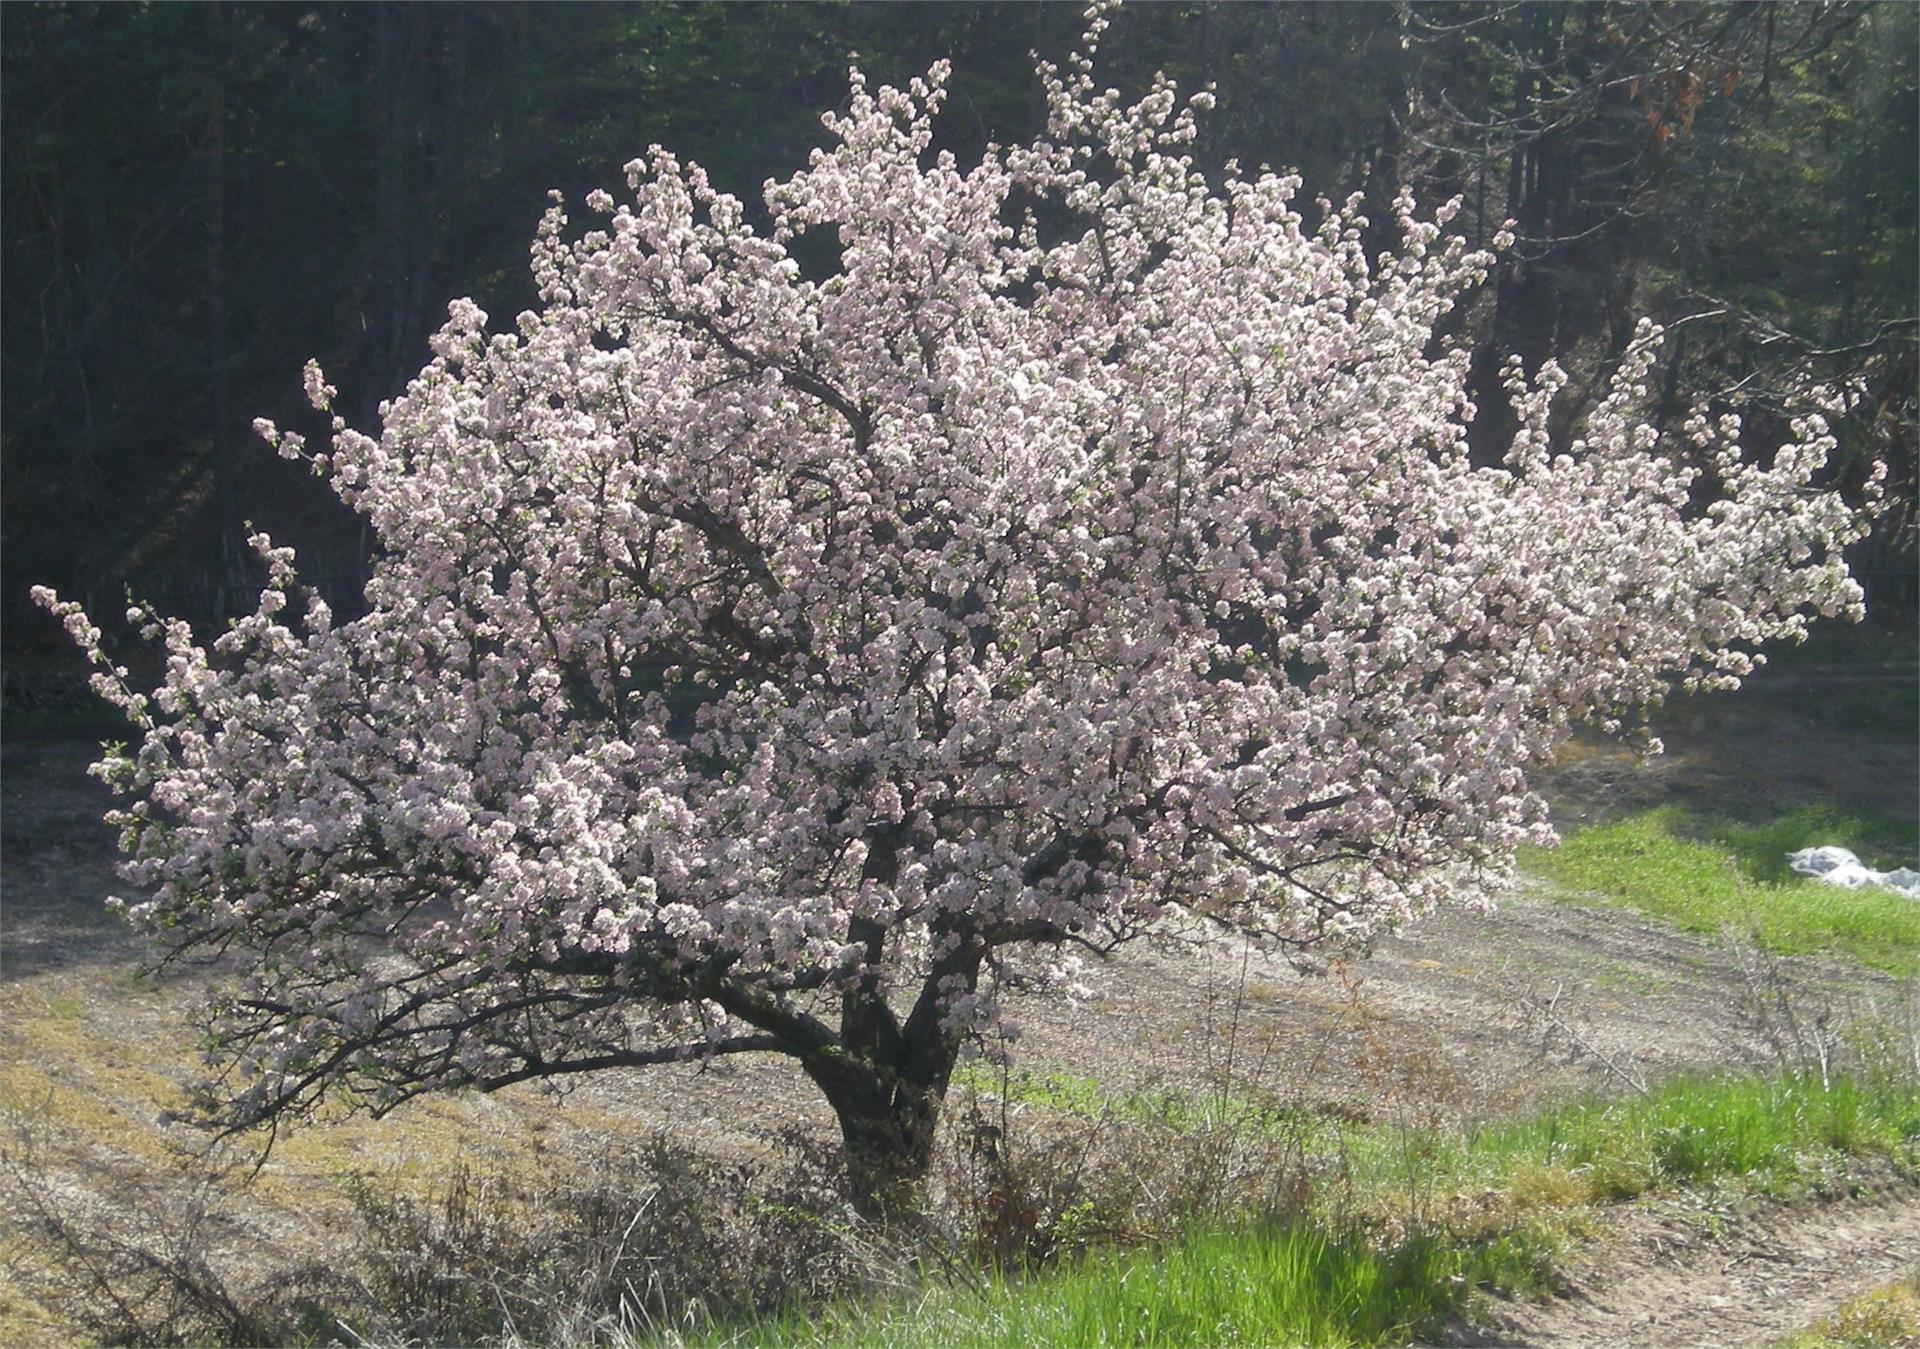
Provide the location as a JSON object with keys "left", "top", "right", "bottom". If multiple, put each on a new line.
{"left": 1771, "top": 1267, "right": 1920, "bottom": 1348}
{"left": 0, "top": 964, "right": 769, "bottom": 1345}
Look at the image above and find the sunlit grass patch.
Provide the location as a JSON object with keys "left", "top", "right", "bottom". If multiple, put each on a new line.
{"left": 0, "top": 974, "right": 643, "bottom": 1177}
{"left": 1281, "top": 1073, "right": 1920, "bottom": 1228}
{"left": 0, "top": 984, "right": 191, "bottom": 1167}
{"left": 1524, "top": 806, "right": 1920, "bottom": 977}
{"left": 1437, "top": 1073, "right": 1920, "bottom": 1204}
{"left": 703, "top": 1220, "right": 1552, "bottom": 1349}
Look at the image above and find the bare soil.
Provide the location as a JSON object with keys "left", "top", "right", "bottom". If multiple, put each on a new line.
{"left": 2, "top": 636, "right": 1915, "bottom": 1346}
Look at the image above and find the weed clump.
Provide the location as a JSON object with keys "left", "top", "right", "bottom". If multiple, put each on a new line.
{"left": 3, "top": 1127, "right": 890, "bottom": 1348}
{"left": 340, "top": 1132, "right": 884, "bottom": 1346}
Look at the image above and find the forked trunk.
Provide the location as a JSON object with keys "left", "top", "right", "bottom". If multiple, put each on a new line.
{"left": 803, "top": 1044, "right": 958, "bottom": 1216}
{"left": 809, "top": 849, "right": 974, "bottom": 1213}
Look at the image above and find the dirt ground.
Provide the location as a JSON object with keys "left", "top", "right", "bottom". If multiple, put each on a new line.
{"left": 1472, "top": 1174, "right": 1920, "bottom": 1348}
{"left": 2, "top": 630, "right": 1915, "bottom": 1346}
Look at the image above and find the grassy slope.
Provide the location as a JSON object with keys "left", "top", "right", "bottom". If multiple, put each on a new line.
{"left": 1523, "top": 805, "right": 1920, "bottom": 977}
{"left": 683, "top": 1074, "right": 1920, "bottom": 1349}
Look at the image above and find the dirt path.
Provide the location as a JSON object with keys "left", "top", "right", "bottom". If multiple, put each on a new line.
{"left": 1471, "top": 1180, "right": 1920, "bottom": 1348}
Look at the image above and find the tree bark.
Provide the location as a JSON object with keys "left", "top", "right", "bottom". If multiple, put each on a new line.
{"left": 813, "top": 884, "right": 982, "bottom": 1213}
{"left": 802, "top": 1048, "right": 953, "bottom": 1216}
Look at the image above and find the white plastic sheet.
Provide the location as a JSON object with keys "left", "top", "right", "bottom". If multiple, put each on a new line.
{"left": 1787, "top": 846, "right": 1920, "bottom": 900}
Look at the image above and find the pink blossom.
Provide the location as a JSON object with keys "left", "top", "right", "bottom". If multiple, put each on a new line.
{"left": 34, "top": 19, "right": 1871, "bottom": 1185}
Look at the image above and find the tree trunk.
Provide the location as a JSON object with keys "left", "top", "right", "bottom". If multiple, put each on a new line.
{"left": 803, "top": 1052, "right": 952, "bottom": 1216}
{"left": 807, "top": 870, "right": 978, "bottom": 1214}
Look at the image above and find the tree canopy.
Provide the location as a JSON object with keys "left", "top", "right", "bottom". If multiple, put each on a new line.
{"left": 35, "top": 13, "right": 1871, "bottom": 1204}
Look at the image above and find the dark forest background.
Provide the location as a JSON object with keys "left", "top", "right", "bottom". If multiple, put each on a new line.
{"left": 4, "top": 1, "right": 1914, "bottom": 681}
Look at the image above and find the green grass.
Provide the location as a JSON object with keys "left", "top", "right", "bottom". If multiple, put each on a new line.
{"left": 667, "top": 1074, "right": 1920, "bottom": 1348}
{"left": 956, "top": 1069, "right": 1920, "bottom": 1204}
{"left": 1524, "top": 806, "right": 1920, "bottom": 977}
{"left": 706, "top": 1222, "right": 1547, "bottom": 1348}
{"left": 1440, "top": 1073, "right": 1920, "bottom": 1200}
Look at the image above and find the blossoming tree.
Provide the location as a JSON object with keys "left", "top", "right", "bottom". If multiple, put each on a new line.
{"left": 38, "top": 21, "right": 1870, "bottom": 1204}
